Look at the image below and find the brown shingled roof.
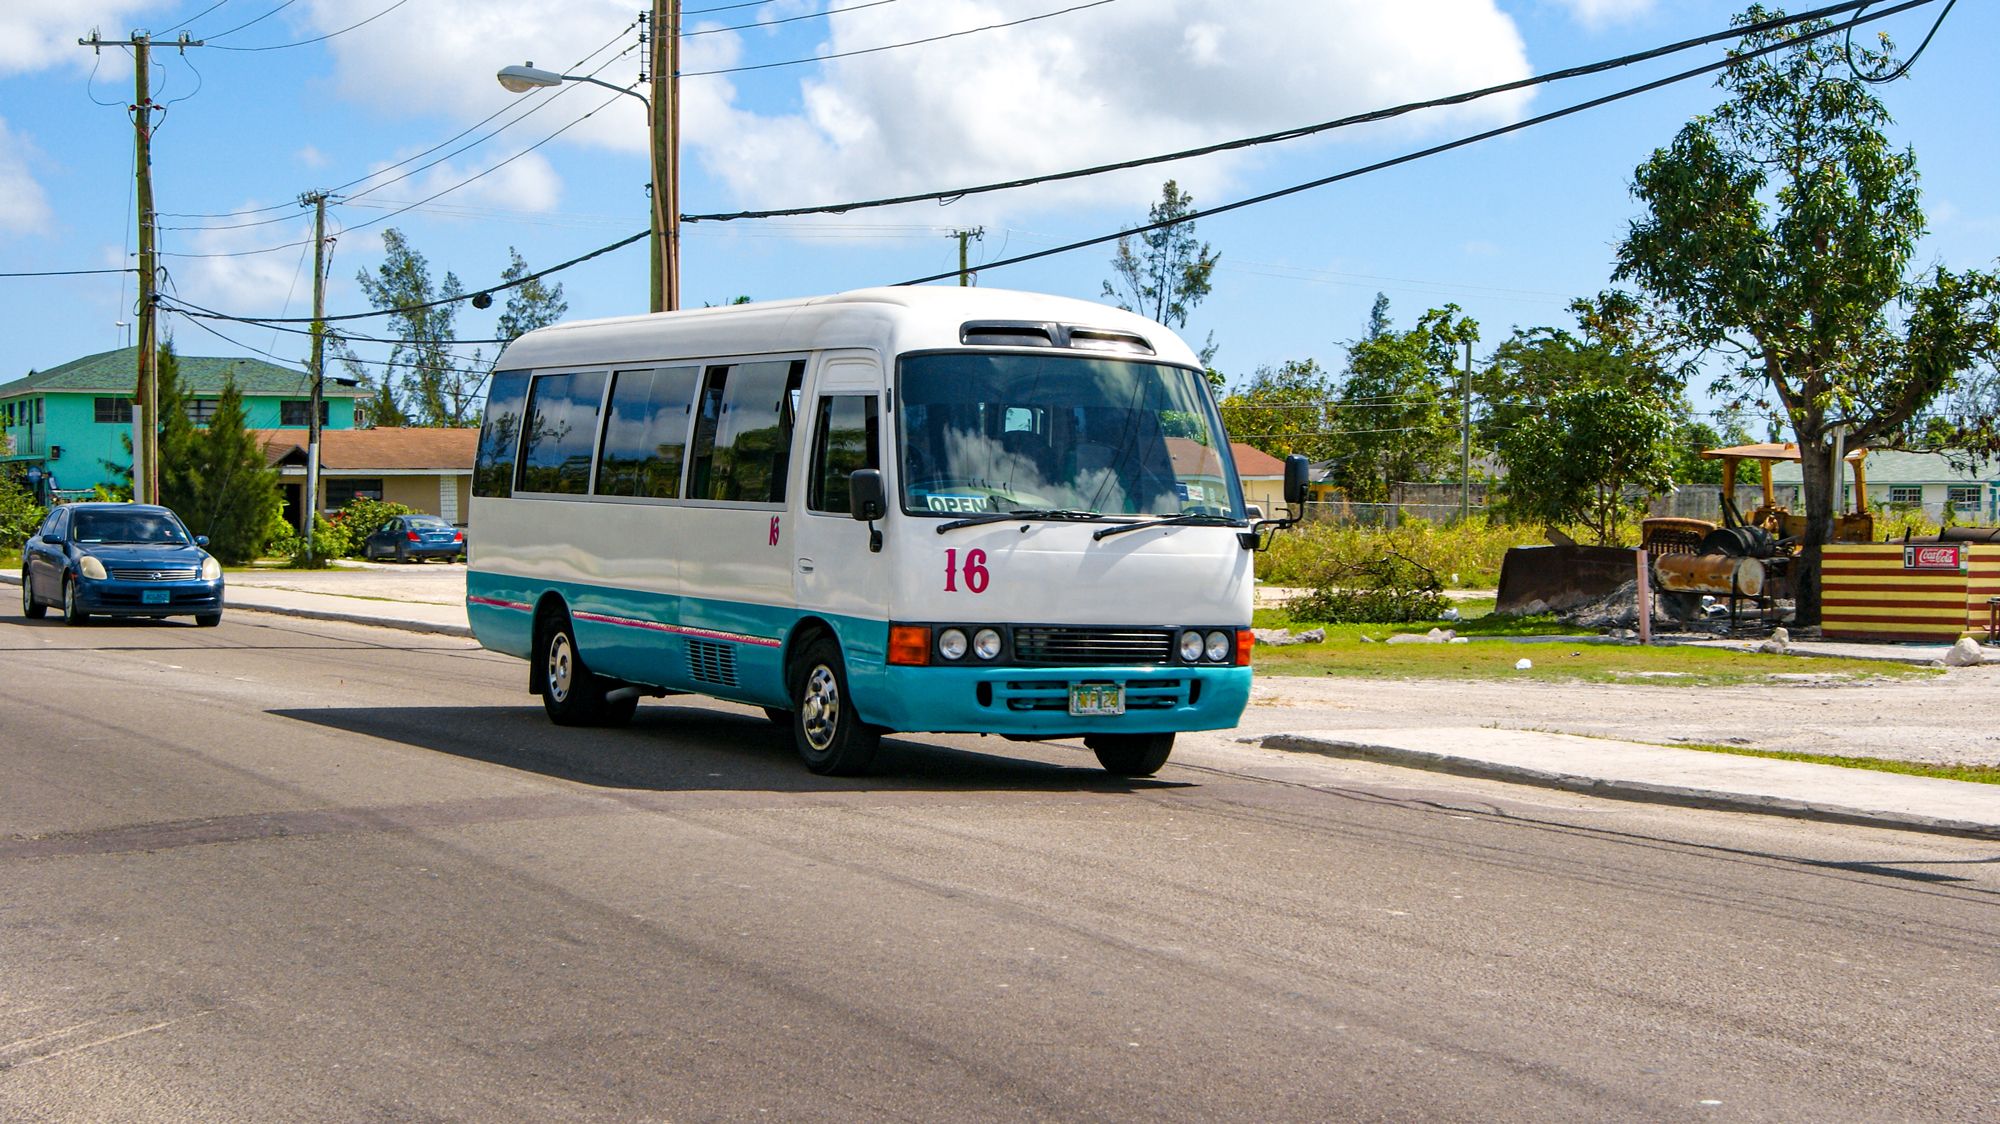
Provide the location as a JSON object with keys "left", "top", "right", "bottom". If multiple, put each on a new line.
{"left": 255, "top": 427, "right": 477, "bottom": 472}
{"left": 1228, "top": 442, "right": 1286, "bottom": 477}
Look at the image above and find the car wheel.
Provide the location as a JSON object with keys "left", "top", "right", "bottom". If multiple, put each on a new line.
{"left": 61, "top": 576, "right": 91, "bottom": 626}
{"left": 22, "top": 570, "right": 46, "bottom": 619}
{"left": 1086, "top": 733, "right": 1174, "bottom": 777}
{"left": 790, "top": 636, "right": 879, "bottom": 776}
{"left": 762, "top": 706, "right": 791, "bottom": 728}
{"left": 537, "top": 611, "right": 637, "bottom": 728}
{"left": 195, "top": 612, "right": 222, "bottom": 628}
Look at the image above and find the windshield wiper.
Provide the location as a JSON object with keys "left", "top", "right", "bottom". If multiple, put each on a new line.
{"left": 936, "top": 508, "right": 1106, "bottom": 534}
{"left": 1092, "top": 513, "right": 1244, "bottom": 541}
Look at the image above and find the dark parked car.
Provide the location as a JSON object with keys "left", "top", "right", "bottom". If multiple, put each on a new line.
{"left": 362, "top": 514, "right": 466, "bottom": 563}
{"left": 20, "top": 503, "right": 224, "bottom": 626}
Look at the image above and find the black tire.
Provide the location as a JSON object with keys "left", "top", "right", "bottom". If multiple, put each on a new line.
{"left": 762, "top": 706, "right": 792, "bottom": 728}
{"left": 22, "top": 570, "right": 45, "bottom": 619}
{"left": 61, "top": 576, "right": 90, "bottom": 627}
{"left": 790, "top": 637, "right": 879, "bottom": 775}
{"left": 537, "top": 611, "right": 637, "bottom": 727}
{"left": 396, "top": 544, "right": 411, "bottom": 564}
{"left": 1086, "top": 733, "right": 1174, "bottom": 777}
{"left": 195, "top": 612, "right": 222, "bottom": 628}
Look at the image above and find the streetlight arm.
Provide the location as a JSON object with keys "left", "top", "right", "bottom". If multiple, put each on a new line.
{"left": 559, "top": 73, "right": 650, "bottom": 109}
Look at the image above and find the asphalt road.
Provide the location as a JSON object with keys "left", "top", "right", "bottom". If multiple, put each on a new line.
{"left": 2, "top": 610, "right": 1996, "bottom": 1122}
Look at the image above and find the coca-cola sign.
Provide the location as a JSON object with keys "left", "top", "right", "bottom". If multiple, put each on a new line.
{"left": 1903, "top": 544, "right": 1964, "bottom": 571}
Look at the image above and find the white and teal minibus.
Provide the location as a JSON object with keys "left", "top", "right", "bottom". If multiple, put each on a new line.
{"left": 467, "top": 287, "right": 1306, "bottom": 776}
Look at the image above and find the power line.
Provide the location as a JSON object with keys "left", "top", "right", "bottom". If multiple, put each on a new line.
{"left": 894, "top": 0, "right": 1937, "bottom": 286}
{"left": 681, "top": 0, "right": 1118, "bottom": 78}
{"left": 1846, "top": 0, "right": 1957, "bottom": 81}
{"left": 200, "top": 0, "right": 301, "bottom": 42}
{"left": 684, "top": 0, "right": 905, "bottom": 38}
{"left": 0, "top": 267, "right": 140, "bottom": 277}
{"left": 208, "top": 0, "right": 416, "bottom": 52}
{"left": 684, "top": 0, "right": 1908, "bottom": 225}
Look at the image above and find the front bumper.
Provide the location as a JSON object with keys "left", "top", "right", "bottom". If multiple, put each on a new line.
{"left": 74, "top": 577, "right": 224, "bottom": 617}
{"left": 856, "top": 663, "right": 1252, "bottom": 736}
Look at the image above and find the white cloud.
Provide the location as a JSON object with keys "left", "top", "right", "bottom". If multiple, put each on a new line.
{"left": 0, "top": 117, "right": 54, "bottom": 234}
{"left": 300, "top": 0, "right": 1534, "bottom": 223}
{"left": 298, "top": 145, "right": 328, "bottom": 169}
{"left": 0, "top": 1, "right": 172, "bottom": 75}
{"left": 391, "top": 151, "right": 565, "bottom": 215}
{"left": 1551, "top": 0, "right": 1656, "bottom": 30}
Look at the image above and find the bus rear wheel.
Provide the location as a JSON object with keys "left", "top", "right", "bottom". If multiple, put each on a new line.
{"left": 1086, "top": 733, "right": 1174, "bottom": 777}
{"left": 538, "top": 613, "right": 637, "bottom": 728}
{"left": 790, "top": 637, "right": 878, "bottom": 776}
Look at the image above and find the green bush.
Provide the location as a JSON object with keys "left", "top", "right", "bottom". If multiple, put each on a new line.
{"left": 0, "top": 471, "right": 46, "bottom": 551}
{"left": 282, "top": 515, "right": 351, "bottom": 568}
{"left": 1256, "top": 515, "right": 1539, "bottom": 589}
{"left": 334, "top": 498, "right": 415, "bottom": 556}
{"left": 1284, "top": 549, "right": 1449, "bottom": 623}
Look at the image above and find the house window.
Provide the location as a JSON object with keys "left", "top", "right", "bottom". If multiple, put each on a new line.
{"left": 185, "top": 399, "right": 219, "bottom": 426}
{"left": 94, "top": 397, "right": 134, "bottom": 424}
{"left": 281, "top": 400, "right": 329, "bottom": 426}
{"left": 325, "top": 478, "right": 384, "bottom": 508}
{"left": 1947, "top": 485, "right": 1980, "bottom": 515}
{"left": 1888, "top": 486, "right": 1922, "bottom": 506}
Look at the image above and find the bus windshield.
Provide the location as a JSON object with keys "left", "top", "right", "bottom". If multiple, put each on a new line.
{"left": 897, "top": 352, "right": 1241, "bottom": 519}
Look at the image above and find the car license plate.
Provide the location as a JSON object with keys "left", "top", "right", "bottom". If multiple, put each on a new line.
{"left": 142, "top": 589, "right": 170, "bottom": 605}
{"left": 1069, "top": 683, "right": 1124, "bottom": 716}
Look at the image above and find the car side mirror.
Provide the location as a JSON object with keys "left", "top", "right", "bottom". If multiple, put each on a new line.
{"left": 1283, "top": 454, "right": 1311, "bottom": 507}
{"left": 42, "top": 532, "right": 64, "bottom": 545}
{"left": 849, "top": 468, "right": 886, "bottom": 522}
{"left": 849, "top": 468, "right": 886, "bottom": 553}
{"left": 196, "top": 535, "right": 209, "bottom": 547}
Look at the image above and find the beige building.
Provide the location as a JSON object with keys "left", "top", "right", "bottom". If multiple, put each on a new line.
{"left": 257, "top": 428, "right": 478, "bottom": 527}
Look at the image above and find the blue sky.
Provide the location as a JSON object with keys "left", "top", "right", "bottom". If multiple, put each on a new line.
{"left": 2, "top": 0, "right": 1994, "bottom": 411}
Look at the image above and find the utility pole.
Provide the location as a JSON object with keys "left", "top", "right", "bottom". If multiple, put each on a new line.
{"left": 644, "top": 0, "right": 681, "bottom": 312}
{"left": 301, "top": 191, "right": 331, "bottom": 556}
{"left": 81, "top": 29, "right": 203, "bottom": 505}
{"left": 1459, "top": 338, "right": 1473, "bottom": 524}
{"left": 952, "top": 227, "right": 984, "bottom": 286}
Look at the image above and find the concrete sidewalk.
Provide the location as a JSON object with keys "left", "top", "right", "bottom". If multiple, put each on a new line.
{"left": 1260, "top": 728, "right": 2000, "bottom": 840}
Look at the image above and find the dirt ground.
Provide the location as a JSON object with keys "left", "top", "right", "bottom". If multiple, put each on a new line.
{"left": 1231, "top": 663, "right": 2000, "bottom": 766}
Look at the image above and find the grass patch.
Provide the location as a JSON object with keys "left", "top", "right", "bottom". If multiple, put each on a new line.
{"left": 1254, "top": 605, "right": 1574, "bottom": 640}
{"left": 1664, "top": 741, "right": 2000, "bottom": 785}
{"left": 1252, "top": 632, "right": 1935, "bottom": 686}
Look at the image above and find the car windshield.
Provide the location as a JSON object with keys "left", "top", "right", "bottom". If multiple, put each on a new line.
{"left": 896, "top": 352, "right": 1242, "bottom": 518}
{"left": 70, "top": 511, "right": 190, "bottom": 544}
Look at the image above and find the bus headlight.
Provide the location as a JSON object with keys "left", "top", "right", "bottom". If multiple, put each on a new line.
{"left": 973, "top": 628, "right": 1002, "bottom": 659}
{"left": 1205, "top": 630, "right": 1230, "bottom": 662}
{"left": 79, "top": 555, "right": 108, "bottom": 581}
{"left": 937, "top": 628, "right": 969, "bottom": 661}
{"left": 1179, "top": 630, "right": 1205, "bottom": 662}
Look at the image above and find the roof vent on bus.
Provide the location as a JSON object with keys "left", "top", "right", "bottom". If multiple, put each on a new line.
{"left": 1066, "top": 328, "right": 1155, "bottom": 356}
{"left": 960, "top": 321, "right": 1059, "bottom": 348}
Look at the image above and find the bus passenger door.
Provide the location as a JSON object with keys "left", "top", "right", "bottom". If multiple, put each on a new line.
{"left": 794, "top": 357, "right": 889, "bottom": 655}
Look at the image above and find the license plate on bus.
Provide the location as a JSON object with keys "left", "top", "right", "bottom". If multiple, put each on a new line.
{"left": 142, "top": 589, "right": 170, "bottom": 605}
{"left": 1069, "top": 683, "right": 1124, "bottom": 716}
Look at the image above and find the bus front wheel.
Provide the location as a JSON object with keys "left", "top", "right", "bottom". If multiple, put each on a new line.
{"left": 538, "top": 614, "right": 637, "bottom": 728}
{"left": 1086, "top": 733, "right": 1174, "bottom": 777}
{"left": 791, "top": 637, "right": 878, "bottom": 776}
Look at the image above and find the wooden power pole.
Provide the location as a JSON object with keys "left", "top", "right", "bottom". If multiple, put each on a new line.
{"left": 79, "top": 29, "right": 204, "bottom": 505}
{"left": 647, "top": 0, "right": 681, "bottom": 312}
{"left": 952, "top": 228, "right": 984, "bottom": 286}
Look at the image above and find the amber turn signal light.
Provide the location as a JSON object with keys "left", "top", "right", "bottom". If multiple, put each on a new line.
{"left": 888, "top": 625, "right": 932, "bottom": 666}
{"left": 1236, "top": 628, "right": 1254, "bottom": 666}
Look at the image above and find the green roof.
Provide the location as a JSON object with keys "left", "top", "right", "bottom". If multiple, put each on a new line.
{"left": 0, "top": 347, "right": 369, "bottom": 399}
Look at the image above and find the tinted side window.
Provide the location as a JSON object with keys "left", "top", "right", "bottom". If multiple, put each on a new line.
{"left": 518, "top": 371, "right": 607, "bottom": 495}
{"left": 687, "top": 360, "right": 803, "bottom": 504}
{"left": 596, "top": 366, "right": 700, "bottom": 499}
{"left": 807, "top": 396, "right": 879, "bottom": 514}
{"left": 474, "top": 369, "right": 532, "bottom": 498}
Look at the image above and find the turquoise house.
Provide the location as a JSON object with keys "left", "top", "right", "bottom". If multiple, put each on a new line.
{"left": 0, "top": 347, "right": 371, "bottom": 496}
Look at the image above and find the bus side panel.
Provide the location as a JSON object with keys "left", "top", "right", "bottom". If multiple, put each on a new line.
{"left": 676, "top": 505, "right": 797, "bottom": 706}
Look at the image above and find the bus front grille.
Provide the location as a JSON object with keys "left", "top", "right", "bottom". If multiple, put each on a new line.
{"left": 1011, "top": 627, "right": 1172, "bottom": 665}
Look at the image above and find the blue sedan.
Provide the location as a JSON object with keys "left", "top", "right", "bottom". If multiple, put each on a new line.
{"left": 20, "top": 503, "right": 225, "bottom": 627}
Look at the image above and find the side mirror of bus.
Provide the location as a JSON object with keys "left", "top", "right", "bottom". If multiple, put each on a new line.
{"left": 850, "top": 468, "right": 886, "bottom": 553}
{"left": 1283, "top": 455, "right": 1311, "bottom": 508}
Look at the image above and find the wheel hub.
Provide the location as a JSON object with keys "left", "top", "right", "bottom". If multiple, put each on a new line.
{"left": 546, "top": 632, "right": 574, "bottom": 703}
{"left": 801, "top": 665, "right": 839, "bottom": 751}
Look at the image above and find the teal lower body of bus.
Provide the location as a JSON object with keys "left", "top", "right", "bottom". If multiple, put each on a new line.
{"left": 467, "top": 571, "right": 1251, "bottom": 738}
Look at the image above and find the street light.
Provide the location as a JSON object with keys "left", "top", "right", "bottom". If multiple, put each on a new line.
{"left": 496, "top": 58, "right": 676, "bottom": 312}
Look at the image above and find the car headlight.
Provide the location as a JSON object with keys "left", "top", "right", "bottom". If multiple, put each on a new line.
{"left": 78, "top": 555, "right": 107, "bottom": 581}
{"left": 1179, "top": 630, "right": 1205, "bottom": 662}
{"left": 201, "top": 557, "right": 222, "bottom": 581}
{"left": 937, "top": 628, "right": 968, "bottom": 661}
{"left": 1205, "top": 630, "right": 1231, "bottom": 662}
{"left": 973, "top": 628, "right": 1002, "bottom": 660}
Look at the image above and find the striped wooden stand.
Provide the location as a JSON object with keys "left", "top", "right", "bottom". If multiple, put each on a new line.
{"left": 1821, "top": 543, "right": 2000, "bottom": 642}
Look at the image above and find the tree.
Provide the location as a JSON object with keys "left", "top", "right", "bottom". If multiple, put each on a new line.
{"left": 1494, "top": 387, "right": 1680, "bottom": 545}
{"left": 1219, "top": 359, "right": 1340, "bottom": 461}
{"left": 1103, "top": 180, "right": 1221, "bottom": 378}
{"left": 1614, "top": 6, "right": 2000, "bottom": 622}
{"left": 1323, "top": 303, "right": 1475, "bottom": 503}
{"left": 344, "top": 231, "right": 567, "bottom": 428}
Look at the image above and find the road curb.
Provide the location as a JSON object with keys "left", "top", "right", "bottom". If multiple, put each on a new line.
{"left": 1257, "top": 733, "right": 2000, "bottom": 841}
{"left": 3, "top": 571, "right": 472, "bottom": 638}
